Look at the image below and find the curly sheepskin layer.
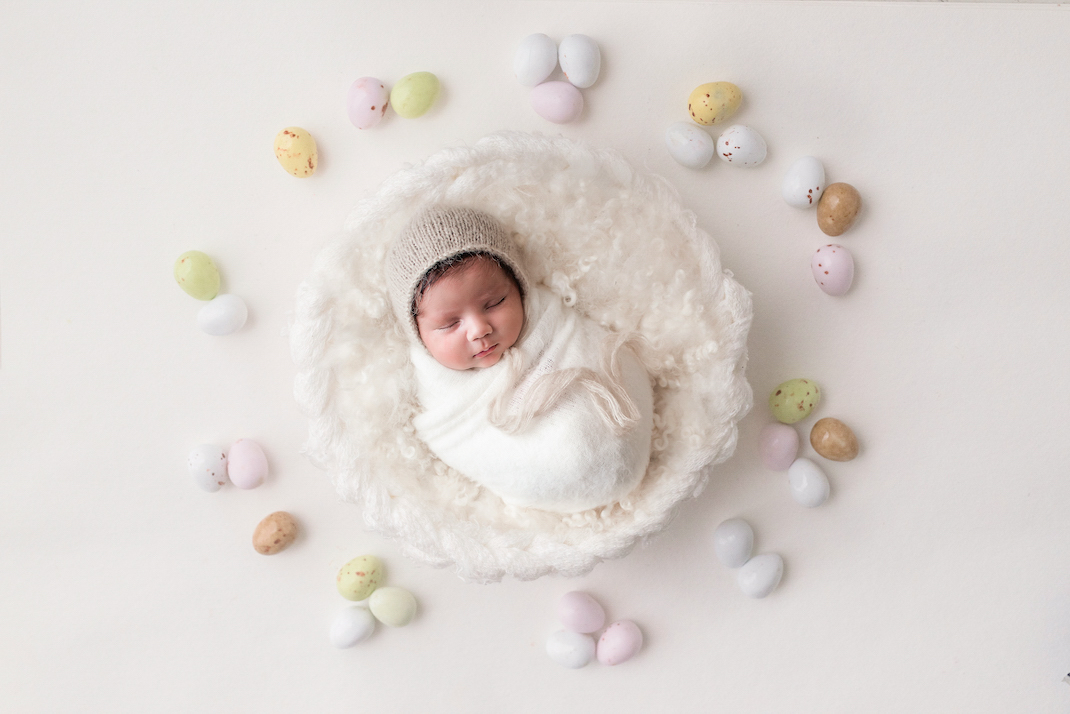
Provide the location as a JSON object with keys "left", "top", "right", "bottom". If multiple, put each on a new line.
{"left": 291, "top": 131, "right": 753, "bottom": 583}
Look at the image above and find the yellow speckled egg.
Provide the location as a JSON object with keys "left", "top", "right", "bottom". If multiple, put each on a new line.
{"left": 273, "top": 127, "right": 317, "bottom": 178}
{"left": 390, "top": 71, "right": 440, "bottom": 119}
{"left": 688, "top": 82, "right": 742, "bottom": 126}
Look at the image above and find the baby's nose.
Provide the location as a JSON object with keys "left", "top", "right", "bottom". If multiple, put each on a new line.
{"left": 468, "top": 316, "right": 492, "bottom": 340}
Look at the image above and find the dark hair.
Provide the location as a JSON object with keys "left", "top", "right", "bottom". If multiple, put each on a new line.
{"left": 411, "top": 251, "right": 522, "bottom": 317}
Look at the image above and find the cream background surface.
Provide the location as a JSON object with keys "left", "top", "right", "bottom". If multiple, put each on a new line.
{"left": 3, "top": 2, "right": 1069, "bottom": 712}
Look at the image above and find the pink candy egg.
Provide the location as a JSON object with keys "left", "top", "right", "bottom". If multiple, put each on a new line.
{"left": 597, "top": 620, "right": 643, "bottom": 666}
{"left": 347, "top": 77, "right": 390, "bottom": 129}
{"left": 227, "top": 438, "right": 268, "bottom": 489}
{"left": 530, "top": 81, "right": 583, "bottom": 124}
{"left": 558, "top": 591, "right": 606, "bottom": 633}
{"left": 758, "top": 423, "right": 799, "bottom": 471}
{"left": 812, "top": 244, "right": 854, "bottom": 296}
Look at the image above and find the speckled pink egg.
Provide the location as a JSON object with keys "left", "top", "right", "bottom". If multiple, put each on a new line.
{"left": 597, "top": 620, "right": 643, "bottom": 666}
{"left": 227, "top": 438, "right": 268, "bottom": 489}
{"left": 812, "top": 244, "right": 854, "bottom": 296}
{"left": 347, "top": 77, "right": 390, "bottom": 129}
{"left": 558, "top": 591, "right": 606, "bottom": 633}
{"left": 530, "top": 81, "right": 583, "bottom": 124}
{"left": 758, "top": 423, "right": 799, "bottom": 471}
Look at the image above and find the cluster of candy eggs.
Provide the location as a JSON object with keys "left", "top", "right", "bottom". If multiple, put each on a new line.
{"left": 187, "top": 439, "right": 269, "bottom": 492}
{"left": 514, "top": 33, "right": 600, "bottom": 124}
{"left": 545, "top": 591, "right": 643, "bottom": 668}
{"left": 666, "top": 81, "right": 768, "bottom": 170}
{"left": 781, "top": 157, "right": 864, "bottom": 296}
{"left": 347, "top": 71, "right": 441, "bottom": 128}
{"left": 331, "top": 555, "right": 418, "bottom": 648}
{"left": 713, "top": 518, "right": 783, "bottom": 598}
{"left": 173, "top": 251, "right": 248, "bottom": 336}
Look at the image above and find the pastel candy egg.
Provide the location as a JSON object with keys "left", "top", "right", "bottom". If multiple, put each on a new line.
{"left": 174, "top": 251, "right": 220, "bottom": 301}
{"left": 716, "top": 124, "right": 767, "bottom": 167}
{"left": 597, "top": 620, "right": 643, "bottom": 666}
{"left": 546, "top": 630, "right": 596, "bottom": 668}
{"left": 227, "top": 438, "right": 268, "bottom": 489}
{"left": 197, "top": 294, "right": 247, "bottom": 336}
{"left": 758, "top": 423, "right": 799, "bottom": 471}
{"left": 817, "top": 182, "right": 862, "bottom": 236}
{"left": 514, "top": 33, "right": 558, "bottom": 87}
{"left": 737, "top": 553, "right": 784, "bottom": 598}
{"left": 347, "top": 77, "right": 390, "bottom": 129}
{"left": 252, "top": 511, "right": 298, "bottom": 555}
{"left": 336, "top": 555, "right": 383, "bottom": 601}
{"left": 769, "top": 378, "right": 821, "bottom": 424}
{"left": 531, "top": 81, "right": 583, "bottom": 123}
{"left": 812, "top": 244, "right": 855, "bottom": 296}
{"left": 329, "top": 606, "right": 376, "bottom": 648}
{"left": 558, "top": 591, "right": 605, "bottom": 633}
{"left": 687, "top": 81, "right": 742, "bottom": 126}
{"left": 273, "top": 127, "right": 317, "bottom": 178}
{"left": 187, "top": 444, "right": 228, "bottom": 492}
{"left": 558, "top": 34, "right": 600, "bottom": 89}
{"left": 369, "top": 586, "right": 417, "bottom": 627}
{"left": 782, "top": 156, "right": 825, "bottom": 207}
{"left": 713, "top": 518, "right": 753, "bottom": 568}
{"left": 788, "top": 457, "right": 830, "bottom": 507}
{"left": 390, "top": 71, "right": 439, "bottom": 119}
{"left": 810, "top": 417, "right": 860, "bottom": 461}
{"left": 665, "top": 122, "right": 714, "bottom": 169}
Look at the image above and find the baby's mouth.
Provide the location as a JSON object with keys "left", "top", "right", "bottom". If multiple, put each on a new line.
{"left": 474, "top": 344, "right": 497, "bottom": 359}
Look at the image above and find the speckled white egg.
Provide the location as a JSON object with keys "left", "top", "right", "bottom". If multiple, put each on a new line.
{"left": 546, "top": 630, "right": 596, "bottom": 668}
{"left": 782, "top": 156, "right": 825, "bottom": 208}
{"left": 227, "top": 438, "right": 267, "bottom": 489}
{"left": 788, "top": 457, "right": 830, "bottom": 507}
{"left": 531, "top": 81, "right": 584, "bottom": 123}
{"left": 597, "top": 620, "right": 643, "bottom": 665}
{"left": 716, "top": 125, "right": 767, "bottom": 167}
{"left": 737, "top": 553, "right": 784, "bottom": 598}
{"left": 812, "top": 244, "right": 855, "bottom": 296}
{"left": 558, "top": 34, "right": 600, "bottom": 88}
{"left": 329, "top": 606, "right": 376, "bottom": 648}
{"left": 197, "top": 294, "right": 247, "bottom": 336}
{"left": 187, "top": 444, "right": 228, "bottom": 492}
{"left": 713, "top": 518, "right": 754, "bottom": 568}
{"left": 758, "top": 423, "right": 799, "bottom": 471}
{"left": 665, "top": 122, "right": 714, "bottom": 169}
{"left": 514, "top": 33, "right": 558, "bottom": 86}
{"left": 558, "top": 591, "right": 605, "bottom": 633}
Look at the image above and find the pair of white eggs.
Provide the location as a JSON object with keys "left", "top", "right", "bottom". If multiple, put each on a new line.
{"left": 665, "top": 122, "right": 767, "bottom": 170}
{"left": 515, "top": 33, "right": 600, "bottom": 124}
{"left": 187, "top": 439, "right": 268, "bottom": 492}
{"left": 713, "top": 519, "right": 784, "bottom": 598}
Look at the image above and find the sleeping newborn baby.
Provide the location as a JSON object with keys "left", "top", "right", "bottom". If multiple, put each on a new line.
{"left": 386, "top": 205, "right": 653, "bottom": 513}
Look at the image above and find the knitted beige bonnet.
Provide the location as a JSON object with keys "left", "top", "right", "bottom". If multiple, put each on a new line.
{"left": 386, "top": 205, "right": 531, "bottom": 342}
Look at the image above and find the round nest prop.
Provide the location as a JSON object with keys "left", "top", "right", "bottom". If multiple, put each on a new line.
{"left": 292, "top": 131, "right": 753, "bottom": 583}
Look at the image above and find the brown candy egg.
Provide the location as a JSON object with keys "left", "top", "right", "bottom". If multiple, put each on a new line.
{"left": 809, "top": 417, "right": 859, "bottom": 461}
{"left": 252, "top": 511, "right": 298, "bottom": 555}
{"left": 816, "top": 183, "right": 861, "bottom": 237}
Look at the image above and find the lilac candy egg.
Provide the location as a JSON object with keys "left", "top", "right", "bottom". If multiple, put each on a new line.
{"left": 758, "top": 423, "right": 799, "bottom": 471}
{"left": 558, "top": 591, "right": 606, "bottom": 633}
{"left": 227, "top": 438, "right": 268, "bottom": 489}
{"left": 347, "top": 77, "right": 390, "bottom": 129}
{"left": 812, "top": 244, "right": 855, "bottom": 296}
{"left": 597, "top": 620, "right": 643, "bottom": 666}
{"left": 530, "top": 81, "right": 583, "bottom": 124}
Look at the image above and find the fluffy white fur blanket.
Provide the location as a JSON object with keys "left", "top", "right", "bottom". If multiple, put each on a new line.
{"left": 412, "top": 285, "right": 653, "bottom": 513}
{"left": 291, "top": 131, "right": 753, "bottom": 583}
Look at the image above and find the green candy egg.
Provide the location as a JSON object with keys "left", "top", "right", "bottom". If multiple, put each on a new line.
{"left": 769, "top": 378, "right": 821, "bottom": 424}
{"left": 173, "top": 250, "right": 220, "bottom": 301}
{"left": 390, "top": 71, "right": 440, "bottom": 119}
{"left": 336, "top": 555, "right": 383, "bottom": 601}
{"left": 369, "top": 586, "right": 417, "bottom": 627}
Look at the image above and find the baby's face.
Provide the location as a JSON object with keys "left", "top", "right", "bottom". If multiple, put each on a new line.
{"left": 415, "top": 258, "right": 524, "bottom": 370}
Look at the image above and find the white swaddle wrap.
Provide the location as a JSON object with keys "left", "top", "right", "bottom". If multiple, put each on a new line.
{"left": 412, "top": 286, "right": 654, "bottom": 513}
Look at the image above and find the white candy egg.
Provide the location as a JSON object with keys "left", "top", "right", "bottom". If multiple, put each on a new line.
{"left": 665, "top": 122, "right": 714, "bottom": 169}
{"left": 558, "top": 34, "right": 600, "bottom": 89}
{"left": 197, "top": 294, "right": 247, "bottom": 336}
{"left": 737, "top": 553, "right": 784, "bottom": 598}
{"left": 187, "top": 444, "right": 228, "bottom": 492}
{"left": 330, "top": 606, "right": 376, "bottom": 648}
{"left": 514, "top": 33, "right": 558, "bottom": 87}
{"left": 713, "top": 518, "right": 754, "bottom": 568}
{"left": 782, "top": 156, "right": 825, "bottom": 208}
{"left": 716, "top": 125, "right": 767, "bottom": 167}
{"left": 788, "top": 457, "right": 830, "bottom": 507}
{"left": 546, "top": 630, "right": 596, "bottom": 668}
